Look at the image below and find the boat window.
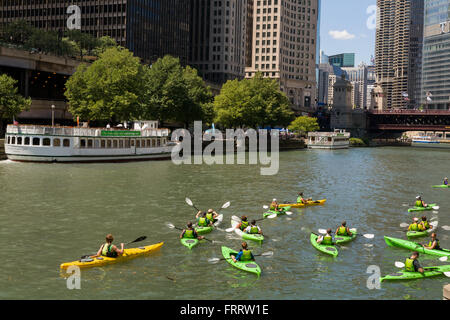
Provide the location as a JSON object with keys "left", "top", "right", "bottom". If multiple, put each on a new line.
{"left": 94, "top": 140, "right": 99, "bottom": 148}
{"left": 53, "top": 138, "right": 61, "bottom": 147}
{"left": 152, "top": 138, "right": 156, "bottom": 147}
{"left": 63, "top": 139, "right": 70, "bottom": 147}
{"left": 43, "top": 138, "right": 51, "bottom": 146}
{"left": 131, "top": 139, "right": 135, "bottom": 147}
{"left": 32, "top": 137, "right": 40, "bottom": 146}
{"left": 327, "top": 137, "right": 332, "bottom": 142}
{"left": 17, "top": 137, "right": 22, "bottom": 145}
{"left": 446, "top": 133, "right": 450, "bottom": 139}
{"left": 101, "top": 140, "right": 106, "bottom": 148}
{"left": 107, "top": 140, "right": 112, "bottom": 148}
{"left": 119, "top": 140, "right": 124, "bottom": 148}
{"left": 125, "top": 140, "right": 130, "bottom": 148}
{"left": 7, "top": 136, "right": 10, "bottom": 144}
{"left": 80, "top": 139, "right": 86, "bottom": 148}
{"left": 87, "top": 139, "right": 93, "bottom": 148}
{"left": 157, "top": 139, "right": 161, "bottom": 147}
{"left": 24, "top": 137, "right": 30, "bottom": 145}
{"left": 136, "top": 139, "right": 141, "bottom": 148}
{"left": 113, "top": 140, "right": 118, "bottom": 148}
{"left": 11, "top": 136, "right": 16, "bottom": 144}
{"left": 147, "top": 139, "right": 151, "bottom": 147}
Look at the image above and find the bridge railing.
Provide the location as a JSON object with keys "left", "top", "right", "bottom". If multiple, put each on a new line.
{"left": 369, "top": 109, "right": 450, "bottom": 115}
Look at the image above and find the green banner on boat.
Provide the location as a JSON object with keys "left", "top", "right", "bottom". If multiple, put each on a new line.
{"left": 101, "top": 131, "right": 141, "bottom": 137}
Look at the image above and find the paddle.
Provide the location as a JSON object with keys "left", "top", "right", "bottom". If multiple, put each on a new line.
{"left": 394, "top": 261, "right": 447, "bottom": 273}
{"left": 80, "top": 236, "right": 147, "bottom": 259}
{"left": 312, "top": 232, "right": 341, "bottom": 248}
{"left": 318, "top": 228, "right": 374, "bottom": 239}
{"left": 216, "top": 201, "right": 231, "bottom": 214}
{"left": 185, "top": 197, "right": 201, "bottom": 212}
{"left": 166, "top": 223, "right": 218, "bottom": 244}
{"left": 226, "top": 215, "right": 277, "bottom": 233}
{"left": 442, "top": 226, "right": 450, "bottom": 231}
{"left": 207, "top": 251, "right": 274, "bottom": 264}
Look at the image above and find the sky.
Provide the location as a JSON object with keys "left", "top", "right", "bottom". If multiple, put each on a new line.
{"left": 319, "top": 0, "right": 376, "bottom": 66}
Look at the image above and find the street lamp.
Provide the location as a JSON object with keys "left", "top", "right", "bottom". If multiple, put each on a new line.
{"left": 51, "top": 104, "right": 55, "bottom": 127}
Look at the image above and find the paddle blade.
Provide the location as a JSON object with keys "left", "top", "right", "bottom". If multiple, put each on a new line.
{"left": 267, "top": 213, "right": 277, "bottom": 219}
{"left": 433, "top": 206, "right": 440, "bottom": 210}
{"left": 363, "top": 234, "right": 375, "bottom": 239}
{"left": 442, "top": 226, "right": 450, "bottom": 231}
{"left": 430, "top": 221, "right": 438, "bottom": 227}
{"left": 318, "top": 229, "right": 327, "bottom": 234}
{"left": 185, "top": 197, "right": 193, "bottom": 206}
{"left": 225, "top": 227, "right": 235, "bottom": 233}
{"left": 286, "top": 211, "right": 293, "bottom": 215}
{"left": 208, "top": 257, "right": 220, "bottom": 263}
{"left": 263, "top": 205, "right": 269, "bottom": 209}
{"left": 221, "top": 202, "right": 231, "bottom": 209}
{"left": 261, "top": 251, "right": 274, "bottom": 257}
{"left": 166, "top": 222, "right": 176, "bottom": 229}
{"left": 231, "top": 215, "right": 241, "bottom": 222}
{"left": 130, "top": 236, "right": 147, "bottom": 244}
{"left": 444, "top": 272, "right": 450, "bottom": 278}
{"left": 400, "top": 223, "right": 409, "bottom": 228}
{"left": 395, "top": 261, "right": 405, "bottom": 268}
{"left": 439, "top": 256, "right": 448, "bottom": 262}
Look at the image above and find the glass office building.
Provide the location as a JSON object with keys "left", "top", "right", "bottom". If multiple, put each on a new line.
{"left": 0, "top": 0, "right": 190, "bottom": 64}
{"left": 421, "top": 0, "right": 450, "bottom": 109}
{"left": 328, "top": 53, "right": 355, "bottom": 68}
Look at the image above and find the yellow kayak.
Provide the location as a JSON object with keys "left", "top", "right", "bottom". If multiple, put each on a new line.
{"left": 60, "top": 242, "right": 164, "bottom": 270}
{"left": 279, "top": 199, "right": 326, "bottom": 208}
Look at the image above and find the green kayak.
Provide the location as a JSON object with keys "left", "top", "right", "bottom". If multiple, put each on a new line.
{"left": 231, "top": 218, "right": 264, "bottom": 244}
{"left": 195, "top": 226, "right": 214, "bottom": 235}
{"left": 263, "top": 206, "right": 291, "bottom": 218}
{"left": 335, "top": 228, "right": 357, "bottom": 244}
{"left": 408, "top": 204, "right": 436, "bottom": 213}
{"left": 432, "top": 185, "right": 449, "bottom": 188}
{"left": 310, "top": 233, "right": 338, "bottom": 257}
{"left": 221, "top": 246, "right": 261, "bottom": 276}
{"left": 380, "top": 265, "right": 450, "bottom": 282}
{"left": 180, "top": 238, "right": 199, "bottom": 249}
{"left": 384, "top": 236, "right": 450, "bottom": 257}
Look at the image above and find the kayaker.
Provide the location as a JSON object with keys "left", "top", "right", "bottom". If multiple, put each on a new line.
{"left": 422, "top": 233, "right": 441, "bottom": 250}
{"left": 244, "top": 220, "right": 263, "bottom": 235}
{"left": 197, "top": 212, "right": 213, "bottom": 227}
{"left": 405, "top": 252, "right": 424, "bottom": 274}
{"left": 335, "top": 221, "right": 353, "bottom": 237}
{"left": 180, "top": 222, "right": 205, "bottom": 240}
{"left": 231, "top": 242, "right": 255, "bottom": 263}
{"left": 444, "top": 177, "right": 449, "bottom": 186}
{"left": 205, "top": 209, "right": 219, "bottom": 224}
{"left": 297, "top": 192, "right": 312, "bottom": 204}
{"left": 317, "top": 228, "right": 334, "bottom": 245}
{"left": 195, "top": 210, "right": 205, "bottom": 219}
{"left": 407, "top": 218, "right": 420, "bottom": 232}
{"left": 414, "top": 196, "right": 428, "bottom": 208}
{"left": 418, "top": 216, "right": 430, "bottom": 231}
{"left": 235, "top": 215, "right": 250, "bottom": 231}
{"left": 92, "top": 234, "right": 124, "bottom": 258}
{"left": 269, "top": 199, "right": 283, "bottom": 212}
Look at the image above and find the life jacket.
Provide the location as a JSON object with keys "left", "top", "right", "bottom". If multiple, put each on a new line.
{"left": 297, "top": 197, "right": 303, "bottom": 203}
{"left": 322, "top": 235, "right": 333, "bottom": 245}
{"left": 270, "top": 202, "right": 277, "bottom": 210}
{"left": 101, "top": 243, "right": 118, "bottom": 258}
{"left": 405, "top": 258, "right": 415, "bottom": 272}
{"left": 206, "top": 212, "right": 214, "bottom": 221}
{"left": 428, "top": 239, "right": 441, "bottom": 250}
{"left": 241, "top": 249, "right": 253, "bottom": 261}
{"left": 409, "top": 223, "right": 419, "bottom": 231}
{"left": 240, "top": 220, "right": 249, "bottom": 230}
{"left": 184, "top": 229, "right": 195, "bottom": 239}
{"left": 249, "top": 226, "right": 259, "bottom": 234}
{"left": 419, "top": 221, "right": 430, "bottom": 231}
{"left": 337, "top": 226, "right": 348, "bottom": 236}
{"left": 415, "top": 200, "right": 423, "bottom": 207}
{"left": 198, "top": 217, "right": 208, "bottom": 227}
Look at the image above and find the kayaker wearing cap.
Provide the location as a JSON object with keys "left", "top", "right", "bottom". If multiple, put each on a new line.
{"left": 405, "top": 252, "right": 424, "bottom": 274}
{"left": 180, "top": 222, "right": 205, "bottom": 240}
{"left": 297, "top": 192, "right": 312, "bottom": 204}
{"left": 335, "top": 221, "right": 353, "bottom": 237}
{"left": 206, "top": 209, "right": 219, "bottom": 223}
{"left": 414, "top": 196, "right": 428, "bottom": 208}
{"left": 244, "top": 220, "right": 263, "bottom": 235}
{"left": 408, "top": 218, "right": 420, "bottom": 232}
{"left": 270, "top": 199, "right": 283, "bottom": 212}
{"left": 418, "top": 216, "right": 430, "bottom": 231}
{"left": 235, "top": 215, "right": 250, "bottom": 231}
{"left": 197, "top": 211, "right": 213, "bottom": 227}
{"left": 231, "top": 242, "right": 254, "bottom": 263}
{"left": 92, "top": 234, "right": 124, "bottom": 258}
{"left": 317, "top": 228, "right": 334, "bottom": 245}
{"left": 444, "top": 177, "right": 449, "bottom": 186}
{"left": 422, "top": 233, "right": 441, "bottom": 250}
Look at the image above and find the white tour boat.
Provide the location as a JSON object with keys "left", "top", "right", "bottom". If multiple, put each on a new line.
{"left": 307, "top": 129, "right": 350, "bottom": 149}
{"left": 411, "top": 132, "right": 450, "bottom": 149}
{"left": 4, "top": 121, "right": 175, "bottom": 163}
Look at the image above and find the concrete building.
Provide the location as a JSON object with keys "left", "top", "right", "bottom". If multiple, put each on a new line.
{"left": 245, "top": 0, "right": 320, "bottom": 112}
{"left": 374, "top": 0, "right": 424, "bottom": 109}
{"left": 421, "top": 0, "right": 450, "bottom": 110}
{"left": 329, "top": 53, "right": 355, "bottom": 68}
{"left": 318, "top": 60, "right": 346, "bottom": 106}
{"left": 0, "top": 0, "right": 190, "bottom": 64}
{"left": 189, "top": 0, "right": 249, "bottom": 85}
{"left": 342, "top": 62, "right": 375, "bottom": 109}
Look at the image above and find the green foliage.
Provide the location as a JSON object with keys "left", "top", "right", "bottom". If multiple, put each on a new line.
{"left": 349, "top": 137, "right": 367, "bottom": 147}
{"left": 213, "top": 73, "right": 294, "bottom": 128}
{"left": 1, "top": 20, "right": 34, "bottom": 45}
{"left": 24, "top": 29, "right": 77, "bottom": 56}
{"left": 0, "top": 74, "right": 31, "bottom": 120}
{"left": 288, "top": 116, "right": 320, "bottom": 135}
{"left": 66, "top": 30, "right": 100, "bottom": 58}
{"left": 143, "top": 55, "right": 214, "bottom": 125}
{"left": 65, "top": 47, "right": 147, "bottom": 122}
{"left": 92, "top": 36, "right": 118, "bottom": 56}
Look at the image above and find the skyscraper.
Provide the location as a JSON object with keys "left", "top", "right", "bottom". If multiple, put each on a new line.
{"left": 189, "top": 0, "right": 249, "bottom": 85}
{"left": 374, "top": 0, "right": 424, "bottom": 109}
{"left": 245, "top": 0, "right": 320, "bottom": 111}
{"left": 329, "top": 53, "right": 355, "bottom": 68}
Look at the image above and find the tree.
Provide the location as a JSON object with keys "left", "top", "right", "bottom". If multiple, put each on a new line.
{"left": 0, "top": 20, "right": 34, "bottom": 45}
{"left": 66, "top": 30, "right": 100, "bottom": 59}
{"left": 0, "top": 74, "right": 31, "bottom": 135}
{"left": 65, "top": 47, "right": 147, "bottom": 122}
{"left": 92, "top": 36, "right": 118, "bottom": 56}
{"left": 143, "top": 55, "right": 214, "bottom": 126}
{"left": 25, "top": 29, "right": 77, "bottom": 56}
{"left": 288, "top": 116, "right": 320, "bottom": 136}
{"left": 213, "top": 73, "right": 294, "bottom": 128}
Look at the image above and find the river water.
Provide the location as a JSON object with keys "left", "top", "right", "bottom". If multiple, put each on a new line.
{"left": 0, "top": 147, "right": 449, "bottom": 300}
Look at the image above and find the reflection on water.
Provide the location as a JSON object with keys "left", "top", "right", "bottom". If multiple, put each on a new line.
{"left": 0, "top": 147, "right": 449, "bottom": 299}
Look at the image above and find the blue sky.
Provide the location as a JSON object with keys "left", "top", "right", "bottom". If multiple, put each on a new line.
{"left": 319, "top": 0, "right": 376, "bottom": 65}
